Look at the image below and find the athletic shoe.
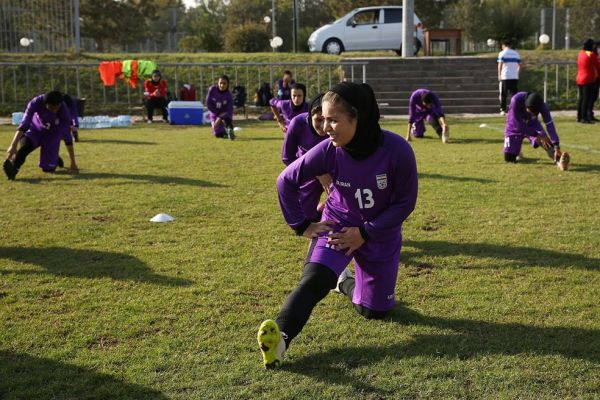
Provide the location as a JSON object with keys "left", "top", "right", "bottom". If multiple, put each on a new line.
{"left": 441, "top": 131, "right": 449, "bottom": 144}
{"left": 57, "top": 156, "right": 64, "bottom": 168}
{"left": 558, "top": 152, "right": 570, "bottom": 171}
{"left": 227, "top": 127, "right": 235, "bottom": 141}
{"left": 334, "top": 268, "right": 354, "bottom": 294}
{"left": 3, "top": 159, "right": 16, "bottom": 180}
{"left": 257, "top": 319, "right": 285, "bottom": 369}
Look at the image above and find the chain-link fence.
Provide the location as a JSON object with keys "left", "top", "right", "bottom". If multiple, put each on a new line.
{"left": 0, "top": 0, "right": 77, "bottom": 53}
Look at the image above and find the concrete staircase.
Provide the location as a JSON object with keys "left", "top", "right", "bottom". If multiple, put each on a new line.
{"left": 344, "top": 56, "right": 499, "bottom": 115}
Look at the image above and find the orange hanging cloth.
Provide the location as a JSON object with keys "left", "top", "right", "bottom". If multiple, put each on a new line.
{"left": 128, "top": 60, "right": 139, "bottom": 88}
{"left": 98, "top": 61, "right": 123, "bottom": 86}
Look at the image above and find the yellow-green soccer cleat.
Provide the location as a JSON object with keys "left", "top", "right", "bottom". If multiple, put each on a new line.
{"left": 257, "top": 319, "right": 284, "bottom": 369}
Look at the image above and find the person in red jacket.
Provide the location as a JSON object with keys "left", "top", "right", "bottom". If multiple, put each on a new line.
{"left": 143, "top": 70, "right": 169, "bottom": 123}
{"left": 576, "top": 39, "right": 600, "bottom": 124}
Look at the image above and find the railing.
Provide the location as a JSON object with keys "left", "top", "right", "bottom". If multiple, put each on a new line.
{"left": 541, "top": 60, "right": 578, "bottom": 107}
{"left": 0, "top": 61, "right": 368, "bottom": 115}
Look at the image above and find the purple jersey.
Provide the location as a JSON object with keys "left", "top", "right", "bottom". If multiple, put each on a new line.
{"left": 18, "top": 95, "right": 73, "bottom": 146}
{"left": 408, "top": 89, "right": 444, "bottom": 124}
{"left": 282, "top": 112, "right": 330, "bottom": 221}
{"left": 282, "top": 112, "right": 328, "bottom": 165}
{"left": 277, "top": 130, "right": 418, "bottom": 247}
{"left": 269, "top": 98, "right": 308, "bottom": 129}
{"left": 205, "top": 85, "right": 233, "bottom": 119}
{"left": 504, "top": 92, "right": 559, "bottom": 145}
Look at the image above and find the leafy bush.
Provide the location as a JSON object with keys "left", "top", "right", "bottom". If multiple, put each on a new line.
{"left": 224, "top": 23, "right": 270, "bottom": 53}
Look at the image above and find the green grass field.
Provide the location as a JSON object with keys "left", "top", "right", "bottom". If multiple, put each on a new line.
{"left": 1, "top": 116, "right": 599, "bottom": 399}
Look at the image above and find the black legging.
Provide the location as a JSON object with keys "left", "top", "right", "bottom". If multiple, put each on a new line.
{"left": 276, "top": 262, "right": 389, "bottom": 347}
{"left": 145, "top": 97, "right": 168, "bottom": 121}
{"left": 577, "top": 83, "right": 596, "bottom": 122}
{"left": 13, "top": 136, "right": 36, "bottom": 172}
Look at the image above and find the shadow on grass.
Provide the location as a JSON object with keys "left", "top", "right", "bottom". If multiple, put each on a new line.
{"left": 79, "top": 138, "right": 158, "bottom": 145}
{"left": 570, "top": 163, "right": 600, "bottom": 173}
{"left": 0, "top": 247, "right": 192, "bottom": 286}
{"left": 235, "top": 136, "right": 283, "bottom": 142}
{"left": 448, "top": 137, "right": 501, "bottom": 145}
{"left": 418, "top": 172, "right": 495, "bottom": 183}
{"left": 18, "top": 172, "right": 225, "bottom": 187}
{"left": 0, "top": 351, "right": 167, "bottom": 399}
{"left": 286, "top": 305, "right": 600, "bottom": 395}
{"left": 402, "top": 239, "right": 599, "bottom": 271}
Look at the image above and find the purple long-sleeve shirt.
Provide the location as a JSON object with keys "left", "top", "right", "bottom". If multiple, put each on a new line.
{"left": 408, "top": 89, "right": 444, "bottom": 124}
{"left": 205, "top": 86, "right": 233, "bottom": 119}
{"left": 18, "top": 95, "right": 73, "bottom": 145}
{"left": 269, "top": 98, "right": 309, "bottom": 129}
{"left": 282, "top": 112, "right": 328, "bottom": 165}
{"left": 504, "top": 92, "right": 559, "bottom": 145}
{"left": 277, "top": 130, "right": 418, "bottom": 242}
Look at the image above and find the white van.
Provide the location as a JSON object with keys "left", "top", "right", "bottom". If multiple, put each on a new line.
{"left": 307, "top": 6, "right": 423, "bottom": 55}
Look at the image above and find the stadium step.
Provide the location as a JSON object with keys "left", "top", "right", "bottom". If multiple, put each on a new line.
{"left": 343, "top": 56, "right": 499, "bottom": 115}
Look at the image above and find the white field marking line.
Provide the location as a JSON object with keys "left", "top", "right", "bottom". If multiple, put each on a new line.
{"left": 478, "top": 123, "right": 600, "bottom": 154}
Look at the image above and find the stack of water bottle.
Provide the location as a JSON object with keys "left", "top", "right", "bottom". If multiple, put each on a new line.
{"left": 11, "top": 112, "right": 23, "bottom": 125}
{"left": 79, "top": 115, "right": 132, "bottom": 129}
{"left": 11, "top": 112, "right": 132, "bottom": 129}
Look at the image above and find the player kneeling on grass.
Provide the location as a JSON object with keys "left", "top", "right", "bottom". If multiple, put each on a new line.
{"left": 258, "top": 82, "right": 418, "bottom": 369}
{"left": 406, "top": 88, "right": 449, "bottom": 143}
{"left": 503, "top": 92, "right": 570, "bottom": 171}
{"left": 206, "top": 74, "right": 236, "bottom": 140}
{"left": 4, "top": 90, "right": 79, "bottom": 180}
{"left": 270, "top": 83, "right": 309, "bottom": 134}
{"left": 281, "top": 93, "right": 331, "bottom": 221}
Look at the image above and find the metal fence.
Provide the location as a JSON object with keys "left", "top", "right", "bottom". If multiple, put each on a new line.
{"left": 541, "top": 60, "right": 578, "bottom": 106}
{"left": 0, "top": 61, "right": 368, "bottom": 114}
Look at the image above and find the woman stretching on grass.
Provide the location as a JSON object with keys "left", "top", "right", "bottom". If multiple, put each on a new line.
{"left": 281, "top": 93, "right": 331, "bottom": 222}
{"left": 503, "top": 92, "right": 570, "bottom": 171}
{"left": 258, "top": 82, "right": 418, "bottom": 368}
{"left": 269, "top": 83, "right": 308, "bottom": 134}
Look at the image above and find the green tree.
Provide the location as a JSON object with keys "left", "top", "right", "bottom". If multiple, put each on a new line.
{"left": 80, "top": 0, "right": 147, "bottom": 52}
{"left": 224, "top": 22, "right": 270, "bottom": 52}
{"left": 448, "top": 0, "right": 537, "bottom": 44}
{"left": 562, "top": 0, "right": 600, "bottom": 46}
{"left": 179, "top": 0, "right": 225, "bottom": 52}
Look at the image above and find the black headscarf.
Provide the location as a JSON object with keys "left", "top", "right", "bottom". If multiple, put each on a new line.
{"left": 290, "top": 83, "right": 307, "bottom": 111}
{"left": 525, "top": 92, "right": 544, "bottom": 114}
{"left": 583, "top": 38, "right": 595, "bottom": 51}
{"left": 329, "top": 82, "right": 383, "bottom": 160}
{"left": 307, "top": 92, "right": 324, "bottom": 136}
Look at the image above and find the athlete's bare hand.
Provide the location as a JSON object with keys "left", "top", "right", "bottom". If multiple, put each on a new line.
{"left": 303, "top": 220, "right": 336, "bottom": 239}
{"left": 327, "top": 227, "right": 365, "bottom": 255}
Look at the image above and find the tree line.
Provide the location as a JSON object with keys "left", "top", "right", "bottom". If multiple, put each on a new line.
{"left": 80, "top": 0, "right": 600, "bottom": 53}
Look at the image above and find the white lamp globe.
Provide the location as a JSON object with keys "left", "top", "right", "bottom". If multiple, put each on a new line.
{"left": 487, "top": 38, "right": 496, "bottom": 47}
{"left": 272, "top": 36, "right": 283, "bottom": 47}
{"left": 20, "top": 37, "right": 30, "bottom": 47}
{"left": 264, "top": 16, "right": 271, "bottom": 23}
{"left": 539, "top": 34, "right": 550, "bottom": 45}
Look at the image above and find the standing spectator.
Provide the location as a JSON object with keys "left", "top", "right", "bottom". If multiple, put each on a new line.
{"left": 592, "top": 41, "right": 600, "bottom": 121}
{"left": 406, "top": 88, "right": 449, "bottom": 143}
{"left": 576, "top": 39, "right": 600, "bottom": 124}
{"left": 143, "top": 70, "right": 169, "bottom": 123}
{"left": 3, "top": 91, "right": 78, "bottom": 180}
{"left": 276, "top": 70, "right": 295, "bottom": 100}
{"left": 270, "top": 83, "right": 309, "bottom": 134}
{"left": 205, "top": 75, "right": 235, "bottom": 140}
{"left": 497, "top": 39, "right": 521, "bottom": 116}
{"left": 503, "top": 92, "right": 570, "bottom": 171}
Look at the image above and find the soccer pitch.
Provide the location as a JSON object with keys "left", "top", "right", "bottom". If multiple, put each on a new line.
{"left": 1, "top": 116, "right": 599, "bottom": 399}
